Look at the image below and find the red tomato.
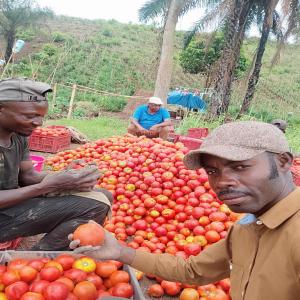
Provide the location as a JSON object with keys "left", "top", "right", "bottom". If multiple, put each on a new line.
{"left": 147, "top": 284, "right": 164, "bottom": 297}
{"left": 5, "top": 281, "right": 29, "bottom": 300}
{"left": 55, "top": 277, "right": 74, "bottom": 292}
{"left": 43, "top": 282, "right": 69, "bottom": 300}
{"left": 73, "top": 223, "right": 105, "bottom": 246}
{"left": 95, "top": 262, "right": 117, "bottom": 278}
{"left": 179, "top": 288, "right": 199, "bottom": 300}
{"left": 44, "top": 262, "right": 63, "bottom": 273}
{"left": 40, "top": 267, "right": 61, "bottom": 282}
{"left": 8, "top": 259, "right": 29, "bottom": 272}
{"left": 73, "top": 281, "right": 97, "bottom": 300}
{"left": 27, "top": 260, "right": 45, "bottom": 272}
{"left": 86, "top": 274, "right": 103, "bottom": 290}
{"left": 20, "top": 292, "right": 45, "bottom": 300}
{"left": 111, "top": 283, "right": 133, "bottom": 298}
{"left": 1, "top": 270, "right": 20, "bottom": 286}
{"left": 161, "top": 281, "right": 181, "bottom": 296}
{"left": 55, "top": 255, "right": 75, "bottom": 271}
{"left": 109, "top": 270, "right": 130, "bottom": 286}
{"left": 29, "top": 280, "right": 50, "bottom": 294}
{"left": 64, "top": 269, "right": 87, "bottom": 284}
{"left": 19, "top": 267, "right": 38, "bottom": 285}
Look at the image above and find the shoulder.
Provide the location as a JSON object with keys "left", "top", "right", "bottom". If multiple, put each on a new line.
{"left": 12, "top": 134, "right": 28, "bottom": 147}
{"left": 136, "top": 105, "right": 147, "bottom": 112}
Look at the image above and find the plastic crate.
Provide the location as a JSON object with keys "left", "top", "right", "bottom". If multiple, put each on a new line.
{"left": 29, "top": 126, "right": 71, "bottom": 153}
{"left": 187, "top": 127, "right": 209, "bottom": 139}
{"left": 177, "top": 135, "right": 203, "bottom": 150}
{"left": 0, "top": 251, "right": 146, "bottom": 300}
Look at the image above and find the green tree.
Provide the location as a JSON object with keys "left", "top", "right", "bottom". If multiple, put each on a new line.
{"left": 239, "top": 0, "right": 281, "bottom": 116}
{"left": 0, "top": 0, "right": 53, "bottom": 63}
{"left": 139, "top": 0, "right": 217, "bottom": 104}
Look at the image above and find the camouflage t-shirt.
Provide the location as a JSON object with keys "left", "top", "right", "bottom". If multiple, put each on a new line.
{"left": 0, "top": 134, "right": 30, "bottom": 190}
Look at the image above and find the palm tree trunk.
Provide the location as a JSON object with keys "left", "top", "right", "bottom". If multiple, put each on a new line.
{"left": 5, "top": 31, "right": 15, "bottom": 63}
{"left": 239, "top": 0, "right": 279, "bottom": 116}
{"left": 209, "top": 0, "right": 253, "bottom": 117}
{"left": 154, "top": 0, "right": 187, "bottom": 104}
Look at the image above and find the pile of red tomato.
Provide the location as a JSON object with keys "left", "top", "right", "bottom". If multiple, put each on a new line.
{"left": 0, "top": 255, "right": 133, "bottom": 300}
{"left": 31, "top": 127, "right": 69, "bottom": 138}
{"left": 46, "top": 134, "right": 241, "bottom": 299}
{"left": 291, "top": 158, "right": 300, "bottom": 186}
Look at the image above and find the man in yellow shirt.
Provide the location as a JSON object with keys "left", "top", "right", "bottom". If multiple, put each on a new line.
{"left": 71, "top": 121, "right": 299, "bottom": 300}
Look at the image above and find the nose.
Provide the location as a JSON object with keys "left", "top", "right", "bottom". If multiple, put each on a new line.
{"left": 214, "top": 170, "right": 238, "bottom": 190}
{"left": 32, "top": 116, "right": 43, "bottom": 127}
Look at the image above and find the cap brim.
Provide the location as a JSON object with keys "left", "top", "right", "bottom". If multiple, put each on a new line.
{"left": 183, "top": 144, "right": 266, "bottom": 170}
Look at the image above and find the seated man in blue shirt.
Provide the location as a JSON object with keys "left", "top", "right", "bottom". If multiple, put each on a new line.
{"left": 128, "top": 97, "right": 172, "bottom": 140}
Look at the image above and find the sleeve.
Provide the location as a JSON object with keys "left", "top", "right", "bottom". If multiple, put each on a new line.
{"left": 132, "top": 106, "right": 142, "bottom": 120}
{"left": 21, "top": 136, "right": 30, "bottom": 161}
{"left": 162, "top": 108, "right": 171, "bottom": 121}
{"left": 131, "top": 238, "right": 231, "bottom": 285}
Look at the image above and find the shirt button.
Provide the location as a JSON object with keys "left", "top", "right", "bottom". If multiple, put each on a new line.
{"left": 256, "top": 220, "right": 263, "bottom": 225}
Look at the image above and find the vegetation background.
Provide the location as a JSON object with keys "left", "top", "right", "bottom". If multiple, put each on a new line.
{"left": 0, "top": 15, "right": 299, "bottom": 151}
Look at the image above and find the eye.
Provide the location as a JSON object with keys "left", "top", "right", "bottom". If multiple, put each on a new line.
{"left": 234, "top": 165, "right": 249, "bottom": 171}
{"left": 206, "top": 169, "right": 217, "bottom": 175}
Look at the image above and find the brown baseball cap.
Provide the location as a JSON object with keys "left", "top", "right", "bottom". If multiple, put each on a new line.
{"left": 183, "top": 121, "right": 291, "bottom": 170}
{"left": 0, "top": 77, "right": 52, "bottom": 102}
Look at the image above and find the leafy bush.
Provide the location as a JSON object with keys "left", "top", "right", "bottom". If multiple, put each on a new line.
{"left": 52, "top": 31, "right": 70, "bottom": 43}
{"left": 180, "top": 33, "right": 248, "bottom": 76}
{"left": 41, "top": 44, "right": 58, "bottom": 56}
{"left": 98, "top": 96, "right": 127, "bottom": 112}
{"left": 16, "top": 28, "right": 36, "bottom": 41}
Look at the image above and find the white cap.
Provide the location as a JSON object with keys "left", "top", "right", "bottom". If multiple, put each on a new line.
{"left": 148, "top": 96, "right": 163, "bottom": 105}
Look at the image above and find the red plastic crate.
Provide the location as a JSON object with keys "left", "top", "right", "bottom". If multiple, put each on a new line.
{"left": 177, "top": 135, "right": 203, "bottom": 150}
{"left": 187, "top": 127, "right": 209, "bottom": 139}
{"left": 29, "top": 126, "right": 71, "bottom": 153}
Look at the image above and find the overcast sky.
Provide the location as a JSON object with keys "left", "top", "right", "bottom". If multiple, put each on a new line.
{"left": 36, "top": 0, "right": 205, "bottom": 31}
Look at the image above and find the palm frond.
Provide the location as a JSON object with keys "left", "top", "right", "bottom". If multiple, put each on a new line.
{"left": 183, "top": 0, "right": 234, "bottom": 48}
{"left": 138, "top": 0, "right": 170, "bottom": 23}
{"left": 180, "top": 0, "right": 221, "bottom": 16}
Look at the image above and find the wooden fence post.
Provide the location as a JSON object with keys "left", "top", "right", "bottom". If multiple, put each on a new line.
{"left": 52, "top": 83, "right": 57, "bottom": 108}
{"left": 67, "top": 84, "right": 77, "bottom": 119}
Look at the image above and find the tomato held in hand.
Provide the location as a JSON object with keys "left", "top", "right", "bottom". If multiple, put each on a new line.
{"left": 73, "top": 223, "right": 105, "bottom": 246}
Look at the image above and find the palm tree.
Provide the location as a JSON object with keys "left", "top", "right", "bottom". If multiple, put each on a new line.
{"left": 139, "top": 0, "right": 222, "bottom": 104}
{"left": 239, "top": 0, "right": 281, "bottom": 116}
{"left": 270, "top": 0, "right": 300, "bottom": 67}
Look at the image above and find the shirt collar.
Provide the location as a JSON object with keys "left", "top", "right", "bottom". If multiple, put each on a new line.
{"left": 258, "top": 188, "right": 300, "bottom": 229}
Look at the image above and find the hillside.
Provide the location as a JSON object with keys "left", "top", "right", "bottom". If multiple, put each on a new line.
{"left": 0, "top": 15, "right": 299, "bottom": 122}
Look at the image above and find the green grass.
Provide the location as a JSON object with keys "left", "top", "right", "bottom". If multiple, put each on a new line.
{"left": 45, "top": 117, "right": 128, "bottom": 140}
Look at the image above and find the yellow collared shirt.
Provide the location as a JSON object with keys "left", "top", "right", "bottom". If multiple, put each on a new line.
{"left": 131, "top": 188, "right": 300, "bottom": 300}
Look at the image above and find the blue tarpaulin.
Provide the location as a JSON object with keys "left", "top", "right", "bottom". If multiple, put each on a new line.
{"left": 167, "top": 91, "right": 206, "bottom": 111}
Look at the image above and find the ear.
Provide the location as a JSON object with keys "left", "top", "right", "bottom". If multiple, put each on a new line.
{"left": 276, "top": 153, "right": 293, "bottom": 171}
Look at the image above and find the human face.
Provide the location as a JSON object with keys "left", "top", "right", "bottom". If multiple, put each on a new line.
{"left": 202, "top": 153, "right": 289, "bottom": 215}
{"left": 148, "top": 103, "right": 161, "bottom": 113}
{"left": 0, "top": 101, "right": 48, "bottom": 136}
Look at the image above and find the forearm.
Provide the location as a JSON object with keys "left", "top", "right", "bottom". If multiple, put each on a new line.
{"left": 130, "top": 118, "right": 144, "bottom": 130}
{"left": 0, "top": 182, "right": 52, "bottom": 209}
{"left": 130, "top": 241, "right": 230, "bottom": 285}
{"left": 19, "top": 171, "right": 48, "bottom": 186}
{"left": 155, "top": 120, "right": 171, "bottom": 128}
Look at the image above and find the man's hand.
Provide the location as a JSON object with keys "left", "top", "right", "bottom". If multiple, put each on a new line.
{"left": 69, "top": 229, "right": 123, "bottom": 261}
{"left": 40, "top": 165, "right": 101, "bottom": 193}
{"left": 68, "top": 221, "right": 136, "bottom": 264}
{"left": 149, "top": 124, "right": 159, "bottom": 131}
